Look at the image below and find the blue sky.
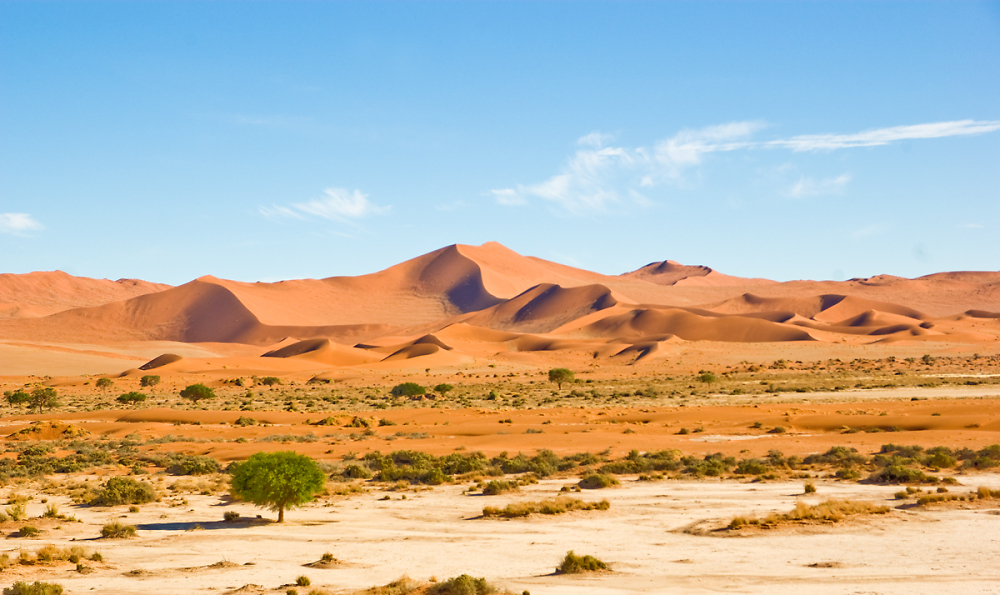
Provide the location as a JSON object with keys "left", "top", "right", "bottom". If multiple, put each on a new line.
{"left": 1, "top": 2, "right": 998, "bottom": 285}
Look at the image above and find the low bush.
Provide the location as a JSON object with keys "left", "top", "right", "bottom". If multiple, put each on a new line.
{"left": 482, "top": 497, "right": 609, "bottom": 518}
{"left": 3, "top": 582, "right": 64, "bottom": 595}
{"left": 558, "top": 550, "right": 608, "bottom": 574}
{"left": 578, "top": 474, "right": 619, "bottom": 489}
{"left": 17, "top": 525, "right": 40, "bottom": 538}
{"left": 100, "top": 521, "right": 137, "bottom": 539}
{"left": 481, "top": 480, "right": 519, "bottom": 496}
{"left": 90, "top": 477, "right": 156, "bottom": 506}
{"left": 728, "top": 499, "right": 890, "bottom": 530}
{"left": 427, "top": 574, "right": 498, "bottom": 595}
{"left": 223, "top": 511, "right": 241, "bottom": 522}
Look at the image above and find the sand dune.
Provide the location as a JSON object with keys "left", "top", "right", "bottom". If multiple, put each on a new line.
{"left": 1, "top": 242, "right": 998, "bottom": 376}
{"left": 465, "top": 283, "right": 619, "bottom": 333}
{"left": 0, "top": 270, "right": 169, "bottom": 318}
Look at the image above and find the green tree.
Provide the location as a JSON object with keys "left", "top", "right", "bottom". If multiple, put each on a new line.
{"left": 390, "top": 382, "right": 426, "bottom": 397}
{"left": 30, "top": 388, "right": 59, "bottom": 412}
{"left": 116, "top": 392, "right": 147, "bottom": 406}
{"left": 139, "top": 375, "right": 160, "bottom": 388}
{"left": 698, "top": 371, "right": 717, "bottom": 384}
{"left": 179, "top": 383, "right": 215, "bottom": 403}
{"left": 548, "top": 368, "right": 575, "bottom": 389}
{"left": 95, "top": 377, "right": 114, "bottom": 391}
{"left": 433, "top": 383, "right": 454, "bottom": 396}
{"left": 5, "top": 390, "right": 31, "bottom": 408}
{"left": 230, "top": 451, "right": 325, "bottom": 522}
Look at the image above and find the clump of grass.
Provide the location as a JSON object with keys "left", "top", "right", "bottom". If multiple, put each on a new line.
{"left": 100, "top": 521, "right": 137, "bottom": 539}
{"left": 223, "top": 510, "right": 241, "bottom": 522}
{"left": 728, "top": 499, "right": 890, "bottom": 530}
{"left": 481, "top": 480, "right": 519, "bottom": 496}
{"left": 3, "top": 582, "right": 64, "bottom": 595}
{"left": 557, "top": 550, "right": 608, "bottom": 574}
{"left": 16, "top": 526, "right": 41, "bottom": 538}
{"left": 577, "top": 474, "right": 619, "bottom": 490}
{"left": 296, "top": 576, "right": 311, "bottom": 586}
{"left": 6, "top": 503, "right": 27, "bottom": 521}
{"left": 803, "top": 482, "right": 816, "bottom": 494}
{"left": 482, "top": 497, "right": 609, "bottom": 518}
{"left": 90, "top": 477, "right": 156, "bottom": 506}
{"left": 427, "top": 574, "right": 498, "bottom": 595}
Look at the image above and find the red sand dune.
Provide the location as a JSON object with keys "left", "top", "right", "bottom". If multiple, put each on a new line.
{"left": 1, "top": 242, "right": 999, "bottom": 376}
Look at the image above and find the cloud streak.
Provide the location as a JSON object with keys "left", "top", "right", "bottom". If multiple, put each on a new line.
{"left": 0, "top": 213, "right": 43, "bottom": 235}
{"left": 261, "top": 188, "right": 389, "bottom": 224}
{"left": 491, "top": 119, "right": 1000, "bottom": 212}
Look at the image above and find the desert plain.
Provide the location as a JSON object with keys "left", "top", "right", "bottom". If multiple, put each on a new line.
{"left": 1, "top": 241, "right": 999, "bottom": 594}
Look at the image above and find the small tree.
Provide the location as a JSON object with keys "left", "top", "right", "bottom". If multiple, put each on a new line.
{"left": 5, "top": 390, "right": 30, "bottom": 408}
{"left": 116, "top": 392, "right": 147, "bottom": 406}
{"left": 548, "top": 368, "right": 574, "bottom": 389}
{"left": 95, "top": 378, "right": 114, "bottom": 391}
{"left": 230, "top": 451, "right": 325, "bottom": 522}
{"left": 433, "top": 383, "right": 454, "bottom": 397}
{"left": 698, "top": 371, "right": 717, "bottom": 384}
{"left": 179, "top": 383, "right": 215, "bottom": 403}
{"left": 139, "top": 375, "right": 160, "bottom": 388}
{"left": 390, "top": 382, "right": 425, "bottom": 397}
{"left": 30, "top": 388, "right": 59, "bottom": 412}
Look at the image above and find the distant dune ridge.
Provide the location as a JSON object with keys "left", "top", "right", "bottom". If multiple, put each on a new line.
{"left": 1, "top": 242, "right": 999, "bottom": 371}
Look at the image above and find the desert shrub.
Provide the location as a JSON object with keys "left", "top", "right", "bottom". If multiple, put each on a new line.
{"left": 5, "top": 390, "right": 31, "bottom": 407}
{"left": 558, "top": 550, "right": 608, "bottom": 574}
{"left": 390, "top": 383, "right": 425, "bottom": 397}
{"left": 728, "top": 499, "right": 890, "bottom": 529}
{"left": 682, "top": 453, "right": 735, "bottom": 477}
{"left": 804, "top": 446, "right": 866, "bottom": 468}
{"left": 179, "top": 383, "right": 215, "bottom": 403}
{"left": 3, "top": 582, "right": 64, "bottom": 595}
{"left": 90, "top": 477, "right": 156, "bottom": 506}
{"left": 867, "top": 464, "right": 937, "bottom": 484}
{"left": 6, "top": 502, "right": 27, "bottom": 521}
{"left": 343, "top": 464, "right": 372, "bottom": 479}
{"left": 223, "top": 510, "right": 241, "bottom": 522}
{"left": 17, "top": 525, "right": 40, "bottom": 538}
{"left": 296, "top": 576, "right": 311, "bottom": 586}
{"left": 259, "top": 376, "right": 282, "bottom": 386}
{"left": 427, "top": 574, "right": 497, "bottom": 595}
{"left": 100, "top": 521, "right": 136, "bottom": 539}
{"left": 481, "top": 480, "right": 518, "bottom": 496}
{"left": 804, "top": 482, "right": 817, "bottom": 494}
{"left": 167, "top": 454, "right": 221, "bottom": 476}
{"left": 735, "top": 459, "right": 770, "bottom": 475}
{"left": 96, "top": 378, "right": 114, "bottom": 390}
{"left": 234, "top": 416, "right": 257, "bottom": 427}
{"left": 42, "top": 504, "right": 61, "bottom": 518}
{"left": 482, "top": 497, "right": 609, "bottom": 518}
{"left": 578, "top": 474, "right": 619, "bottom": 489}
{"left": 116, "top": 392, "right": 147, "bottom": 405}
{"left": 139, "top": 375, "right": 160, "bottom": 387}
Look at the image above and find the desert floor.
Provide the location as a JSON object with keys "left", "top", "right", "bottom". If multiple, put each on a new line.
{"left": 1, "top": 472, "right": 999, "bottom": 595}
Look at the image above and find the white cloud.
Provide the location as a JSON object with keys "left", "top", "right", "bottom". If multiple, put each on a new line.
{"left": 788, "top": 173, "right": 851, "bottom": 198}
{"left": 0, "top": 213, "right": 43, "bottom": 235}
{"left": 261, "top": 188, "right": 388, "bottom": 224}
{"left": 491, "top": 119, "right": 1000, "bottom": 213}
{"left": 960, "top": 223, "right": 984, "bottom": 229}
{"left": 768, "top": 119, "right": 1000, "bottom": 152}
{"left": 492, "top": 122, "right": 758, "bottom": 213}
{"left": 577, "top": 131, "right": 614, "bottom": 148}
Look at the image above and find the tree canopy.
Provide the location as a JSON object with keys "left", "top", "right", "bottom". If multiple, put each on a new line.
{"left": 139, "top": 375, "right": 160, "bottom": 387}
{"left": 230, "top": 451, "right": 326, "bottom": 522}
{"left": 548, "top": 368, "right": 575, "bottom": 389}
{"left": 390, "top": 382, "right": 426, "bottom": 397}
{"left": 117, "top": 392, "right": 147, "bottom": 406}
{"left": 30, "top": 388, "right": 59, "bottom": 412}
{"left": 179, "top": 384, "right": 215, "bottom": 403}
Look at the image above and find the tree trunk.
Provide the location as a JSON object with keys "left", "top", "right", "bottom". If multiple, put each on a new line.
{"left": 278, "top": 505, "right": 284, "bottom": 523}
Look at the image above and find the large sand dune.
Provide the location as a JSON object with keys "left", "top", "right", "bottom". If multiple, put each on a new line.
{"left": 1, "top": 242, "right": 999, "bottom": 376}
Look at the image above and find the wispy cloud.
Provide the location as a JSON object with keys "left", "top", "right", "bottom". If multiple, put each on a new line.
{"left": 788, "top": 174, "right": 851, "bottom": 198}
{"left": 768, "top": 120, "right": 1000, "bottom": 151}
{"left": 960, "top": 223, "right": 984, "bottom": 229}
{"left": 490, "top": 122, "right": 761, "bottom": 213}
{"left": 0, "top": 213, "right": 43, "bottom": 235}
{"left": 260, "top": 188, "right": 389, "bottom": 224}
{"left": 491, "top": 119, "right": 1000, "bottom": 212}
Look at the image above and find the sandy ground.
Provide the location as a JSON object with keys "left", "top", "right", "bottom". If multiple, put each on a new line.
{"left": 3, "top": 474, "right": 999, "bottom": 594}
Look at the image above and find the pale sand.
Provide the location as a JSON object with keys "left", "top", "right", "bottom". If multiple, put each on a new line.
{"left": 3, "top": 475, "right": 998, "bottom": 594}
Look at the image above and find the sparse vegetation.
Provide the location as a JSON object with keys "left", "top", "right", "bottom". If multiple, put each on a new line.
{"left": 482, "top": 497, "right": 609, "bottom": 518}
{"left": 557, "top": 550, "right": 608, "bottom": 574}
{"left": 100, "top": 520, "right": 137, "bottom": 539}
{"left": 728, "top": 499, "right": 890, "bottom": 530}
{"left": 427, "top": 574, "right": 499, "bottom": 595}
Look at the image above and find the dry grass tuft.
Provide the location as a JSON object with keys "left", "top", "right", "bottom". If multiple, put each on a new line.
{"left": 482, "top": 497, "right": 610, "bottom": 518}
{"left": 729, "top": 499, "right": 890, "bottom": 530}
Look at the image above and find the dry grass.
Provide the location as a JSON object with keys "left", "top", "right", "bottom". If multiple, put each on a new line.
{"left": 728, "top": 499, "right": 891, "bottom": 530}
{"left": 482, "top": 496, "right": 610, "bottom": 518}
